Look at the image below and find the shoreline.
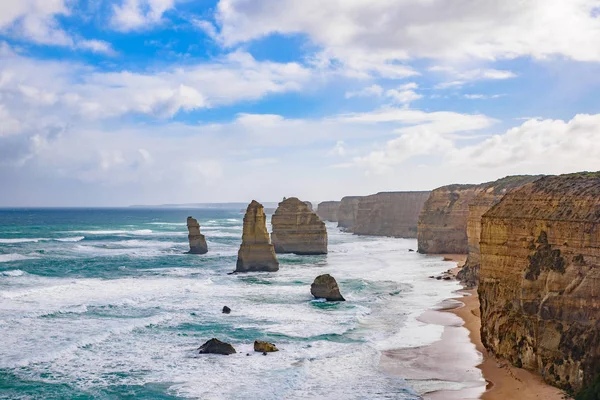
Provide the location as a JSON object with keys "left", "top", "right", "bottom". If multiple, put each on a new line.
{"left": 380, "top": 254, "right": 570, "bottom": 400}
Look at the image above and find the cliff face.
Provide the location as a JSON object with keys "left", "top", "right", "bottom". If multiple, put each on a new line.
{"left": 187, "top": 217, "right": 208, "bottom": 254}
{"left": 236, "top": 200, "right": 279, "bottom": 272}
{"left": 479, "top": 173, "right": 600, "bottom": 392}
{"left": 337, "top": 196, "right": 362, "bottom": 231}
{"left": 353, "top": 191, "right": 430, "bottom": 238}
{"left": 458, "top": 175, "right": 542, "bottom": 287}
{"left": 316, "top": 201, "right": 340, "bottom": 222}
{"left": 271, "top": 197, "right": 327, "bottom": 255}
{"left": 417, "top": 184, "right": 484, "bottom": 254}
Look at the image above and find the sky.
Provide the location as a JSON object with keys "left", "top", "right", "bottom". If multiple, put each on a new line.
{"left": 1, "top": 0, "right": 600, "bottom": 206}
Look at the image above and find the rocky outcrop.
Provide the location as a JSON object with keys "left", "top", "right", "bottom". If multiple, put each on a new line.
{"left": 417, "top": 184, "right": 484, "bottom": 254}
{"left": 254, "top": 340, "right": 278, "bottom": 352}
{"left": 337, "top": 196, "right": 362, "bottom": 231}
{"left": 311, "top": 274, "right": 345, "bottom": 301}
{"left": 235, "top": 200, "right": 279, "bottom": 272}
{"left": 271, "top": 197, "right": 327, "bottom": 255}
{"left": 479, "top": 173, "right": 600, "bottom": 393}
{"left": 316, "top": 201, "right": 340, "bottom": 222}
{"left": 187, "top": 216, "right": 208, "bottom": 254}
{"left": 458, "top": 175, "right": 542, "bottom": 287}
{"left": 353, "top": 191, "right": 430, "bottom": 238}
{"left": 198, "top": 338, "right": 236, "bottom": 355}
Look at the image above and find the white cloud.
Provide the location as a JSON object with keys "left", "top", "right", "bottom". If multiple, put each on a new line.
{"left": 212, "top": 0, "right": 600, "bottom": 79}
{"left": 463, "top": 94, "right": 504, "bottom": 100}
{"left": 431, "top": 67, "right": 517, "bottom": 88}
{"left": 385, "top": 88, "right": 422, "bottom": 105}
{"left": 0, "top": 46, "right": 312, "bottom": 120}
{"left": 0, "top": 1, "right": 113, "bottom": 53}
{"left": 451, "top": 114, "right": 600, "bottom": 174}
{"left": 345, "top": 84, "right": 383, "bottom": 99}
{"left": 111, "top": 0, "right": 177, "bottom": 31}
{"left": 328, "top": 140, "right": 347, "bottom": 156}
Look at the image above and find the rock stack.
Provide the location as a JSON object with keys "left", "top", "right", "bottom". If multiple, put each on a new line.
{"left": 271, "top": 197, "right": 327, "bottom": 255}
{"left": 187, "top": 216, "right": 208, "bottom": 254}
{"left": 479, "top": 173, "right": 600, "bottom": 393}
{"left": 235, "top": 200, "right": 279, "bottom": 272}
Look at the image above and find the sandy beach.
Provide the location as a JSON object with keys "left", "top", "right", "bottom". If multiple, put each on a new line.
{"left": 380, "top": 254, "right": 570, "bottom": 400}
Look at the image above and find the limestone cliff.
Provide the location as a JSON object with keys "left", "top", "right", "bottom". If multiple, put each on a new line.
{"left": 316, "top": 201, "right": 340, "bottom": 222}
{"left": 271, "top": 197, "right": 327, "bottom": 255}
{"left": 458, "top": 175, "right": 542, "bottom": 287}
{"left": 337, "top": 196, "right": 362, "bottom": 231}
{"left": 187, "top": 216, "right": 208, "bottom": 254}
{"left": 417, "top": 184, "right": 485, "bottom": 254}
{"left": 353, "top": 191, "right": 430, "bottom": 238}
{"left": 479, "top": 173, "right": 600, "bottom": 393}
{"left": 235, "top": 200, "right": 279, "bottom": 272}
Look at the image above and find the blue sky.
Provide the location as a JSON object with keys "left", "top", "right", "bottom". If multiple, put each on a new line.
{"left": 1, "top": 0, "right": 600, "bottom": 206}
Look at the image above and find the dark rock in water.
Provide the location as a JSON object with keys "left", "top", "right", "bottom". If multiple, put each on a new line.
{"left": 436, "top": 276, "right": 442, "bottom": 280}
{"left": 187, "top": 217, "right": 208, "bottom": 254}
{"left": 408, "top": 249, "right": 415, "bottom": 252}
{"left": 429, "top": 276, "right": 435, "bottom": 279}
{"left": 262, "top": 352, "right": 267, "bottom": 356}
{"left": 443, "top": 276, "right": 452, "bottom": 280}
{"left": 198, "top": 338, "right": 236, "bottom": 355}
{"left": 310, "top": 274, "right": 345, "bottom": 301}
{"left": 222, "top": 306, "right": 231, "bottom": 314}
{"left": 246, "top": 353, "right": 250, "bottom": 356}
{"left": 254, "top": 340, "right": 278, "bottom": 352}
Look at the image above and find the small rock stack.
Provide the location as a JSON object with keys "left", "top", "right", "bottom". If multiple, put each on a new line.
{"left": 187, "top": 216, "right": 208, "bottom": 254}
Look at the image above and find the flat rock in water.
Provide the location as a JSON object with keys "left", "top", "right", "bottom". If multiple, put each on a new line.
{"left": 310, "top": 274, "right": 345, "bottom": 302}
{"left": 222, "top": 306, "right": 231, "bottom": 314}
{"left": 198, "top": 338, "right": 236, "bottom": 355}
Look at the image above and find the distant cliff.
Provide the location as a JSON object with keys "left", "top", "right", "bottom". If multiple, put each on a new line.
{"left": 353, "top": 191, "right": 430, "bottom": 238}
{"left": 479, "top": 173, "right": 600, "bottom": 393}
{"left": 337, "top": 196, "right": 362, "bottom": 231}
{"left": 317, "top": 201, "right": 340, "bottom": 222}
{"left": 417, "top": 184, "right": 485, "bottom": 254}
{"left": 458, "top": 175, "right": 542, "bottom": 286}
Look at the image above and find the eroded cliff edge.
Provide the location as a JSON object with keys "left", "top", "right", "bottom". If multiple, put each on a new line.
{"left": 317, "top": 201, "right": 340, "bottom": 222}
{"left": 457, "top": 175, "right": 542, "bottom": 286}
{"left": 353, "top": 191, "right": 430, "bottom": 238}
{"left": 337, "top": 196, "right": 362, "bottom": 231}
{"left": 479, "top": 173, "right": 600, "bottom": 393}
{"left": 417, "top": 184, "right": 483, "bottom": 254}
{"left": 271, "top": 197, "right": 327, "bottom": 255}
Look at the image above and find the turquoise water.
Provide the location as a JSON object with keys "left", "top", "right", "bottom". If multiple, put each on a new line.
{"left": 0, "top": 208, "right": 461, "bottom": 399}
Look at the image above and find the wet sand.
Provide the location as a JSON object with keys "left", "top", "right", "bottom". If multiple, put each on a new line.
{"left": 380, "top": 254, "right": 569, "bottom": 400}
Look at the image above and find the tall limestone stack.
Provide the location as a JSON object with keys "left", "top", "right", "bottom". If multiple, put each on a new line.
{"left": 417, "top": 184, "right": 484, "bottom": 254}
{"left": 457, "top": 175, "right": 542, "bottom": 287}
{"left": 271, "top": 197, "right": 327, "bottom": 255}
{"left": 316, "top": 201, "right": 340, "bottom": 222}
{"left": 187, "top": 217, "right": 208, "bottom": 254}
{"left": 353, "top": 191, "right": 430, "bottom": 238}
{"left": 235, "top": 200, "right": 279, "bottom": 272}
{"left": 337, "top": 196, "right": 362, "bottom": 231}
{"left": 479, "top": 173, "right": 600, "bottom": 393}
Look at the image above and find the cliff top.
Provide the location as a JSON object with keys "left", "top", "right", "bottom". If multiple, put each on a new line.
{"left": 485, "top": 172, "right": 600, "bottom": 222}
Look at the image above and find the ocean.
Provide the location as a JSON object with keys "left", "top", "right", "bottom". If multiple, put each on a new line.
{"left": 0, "top": 208, "right": 471, "bottom": 399}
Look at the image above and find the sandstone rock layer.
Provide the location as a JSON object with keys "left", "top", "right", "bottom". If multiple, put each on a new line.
{"left": 271, "top": 197, "right": 327, "bottom": 255}
{"left": 236, "top": 200, "right": 279, "bottom": 272}
{"left": 458, "top": 175, "right": 542, "bottom": 287}
{"left": 254, "top": 340, "right": 278, "bottom": 352}
{"left": 337, "top": 196, "right": 362, "bottom": 231}
{"left": 479, "top": 173, "right": 600, "bottom": 392}
{"left": 187, "top": 216, "right": 208, "bottom": 254}
{"left": 311, "top": 274, "right": 345, "bottom": 301}
{"left": 418, "top": 184, "right": 484, "bottom": 254}
{"left": 317, "top": 201, "right": 340, "bottom": 222}
{"left": 353, "top": 191, "right": 430, "bottom": 238}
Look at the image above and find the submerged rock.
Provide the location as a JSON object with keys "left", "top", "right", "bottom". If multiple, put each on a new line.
{"left": 198, "top": 338, "right": 236, "bottom": 355}
{"left": 235, "top": 200, "right": 279, "bottom": 272}
{"left": 254, "top": 340, "right": 278, "bottom": 352}
{"left": 222, "top": 306, "right": 231, "bottom": 314}
{"left": 310, "top": 274, "right": 345, "bottom": 301}
{"left": 271, "top": 197, "right": 327, "bottom": 255}
{"left": 187, "top": 217, "right": 208, "bottom": 254}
